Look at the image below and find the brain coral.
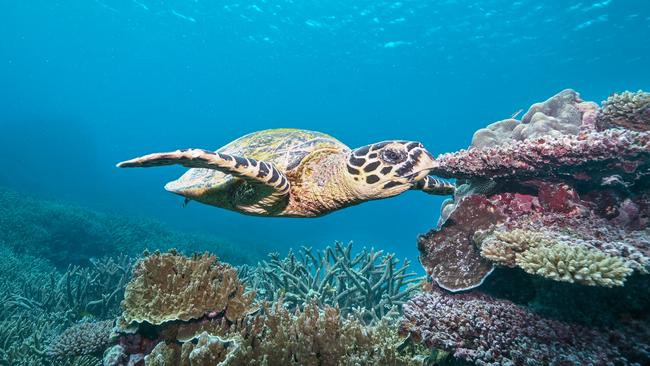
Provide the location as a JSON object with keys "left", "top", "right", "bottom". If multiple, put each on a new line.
{"left": 120, "top": 250, "right": 254, "bottom": 326}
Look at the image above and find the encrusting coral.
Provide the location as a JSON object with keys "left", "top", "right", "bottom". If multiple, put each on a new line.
{"left": 120, "top": 250, "right": 255, "bottom": 327}
{"left": 238, "top": 241, "right": 422, "bottom": 322}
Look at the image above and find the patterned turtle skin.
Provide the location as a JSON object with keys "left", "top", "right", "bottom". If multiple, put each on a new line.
{"left": 118, "top": 128, "right": 454, "bottom": 217}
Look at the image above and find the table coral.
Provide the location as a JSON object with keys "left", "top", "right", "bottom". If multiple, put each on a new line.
{"left": 400, "top": 289, "right": 644, "bottom": 365}
{"left": 120, "top": 250, "right": 254, "bottom": 327}
{"left": 433, "top": 128, "right": 650, "bottom": 181}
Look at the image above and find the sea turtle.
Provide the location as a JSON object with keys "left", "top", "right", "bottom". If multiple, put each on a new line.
{"left": 117, "top": 128, "right": 454, "bottom": 217}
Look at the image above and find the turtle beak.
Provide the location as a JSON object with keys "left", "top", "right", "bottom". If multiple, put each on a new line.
{"left": 409, "top": 148, "right": 436, "bottom": 181}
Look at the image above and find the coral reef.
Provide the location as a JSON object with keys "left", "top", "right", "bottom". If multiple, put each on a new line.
{"left": 0, "top": 245, "right": 130, "bottom": 366}
{"left": 239, "top": 241, "right": 422, "bottom": 322}
{"left": 400, "top": 289, "right": 649, "bottom": 365}
{"left": 121, "top": 299, "right": 426, "bottom": 366}
{"left": 421, "top": 89, "right": 650, "bottom": 291}
{"left": 597, "top": 90, "right": 650, "bottom": 132}
{"left": 108, "top": 250, "right": 429, "bottom": 365}
{"left": 0, "top": 187, "right": 265, "bottom": 267}
{"left": 409, "top": 89, "right": 650, "bottom": 365}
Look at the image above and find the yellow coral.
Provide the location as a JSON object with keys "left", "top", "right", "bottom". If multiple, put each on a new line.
{"left": 515, "top": 243, "right": 633, "bottom": 287}
{"left": 476, "top": 229, "right": 550, "bottom": 267}
{"left": 120, "top": 251, "right": 254, "bottom": 326}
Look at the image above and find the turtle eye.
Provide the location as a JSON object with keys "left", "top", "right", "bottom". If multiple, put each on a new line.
{"left": 380, "top": 149, "right": 407, "bottom": 164}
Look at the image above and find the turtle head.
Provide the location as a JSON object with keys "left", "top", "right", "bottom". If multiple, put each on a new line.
{"left": 345, "top": 140, "right": 436, "bottom": 199}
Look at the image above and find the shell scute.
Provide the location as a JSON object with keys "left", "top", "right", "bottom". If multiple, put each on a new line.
{"left": 166, "top": 129, "right": 348, "bottom": 195}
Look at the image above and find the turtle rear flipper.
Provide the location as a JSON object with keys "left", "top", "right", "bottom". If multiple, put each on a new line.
{"left": 117, "top": 149, "right": 291, "bottom": 200}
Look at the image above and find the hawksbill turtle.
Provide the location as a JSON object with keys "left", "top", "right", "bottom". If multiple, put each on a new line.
{"left": 117, "top": 128, "right": 454, "bottom": 217}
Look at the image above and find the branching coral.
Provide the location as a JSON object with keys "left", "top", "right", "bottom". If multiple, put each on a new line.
{"left": 477, "top": 227, "right": 637, "bottom": 287}
{"left": 0, "top": 245, "right": 130, "bottom": 365}
{"left": 120, "top": 250, "right": 254, "bottom": 326}
{"left": 516, "top": 242, "right": 632, "bottom": 287}
{"left": 239, "top": 241, "right": 422, "bottom": 321}
{"left": 598, "top": 90, "right": 650, "bottom": 132}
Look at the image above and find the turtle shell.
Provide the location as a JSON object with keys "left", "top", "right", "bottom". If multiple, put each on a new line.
{"left": 165, "top": 128, "right": 349, "bottom": 196}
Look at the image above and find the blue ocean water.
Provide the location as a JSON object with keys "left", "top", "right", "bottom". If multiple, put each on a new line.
{"left": 1, "top": 0, "right": 649, "bottom": 262}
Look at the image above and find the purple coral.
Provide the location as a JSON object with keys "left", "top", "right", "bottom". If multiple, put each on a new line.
{"left": 400, "top": 290, "right": 638, "bottom": 366}
{"left": 432, "top": 129, "right": 650, "bottom": 181}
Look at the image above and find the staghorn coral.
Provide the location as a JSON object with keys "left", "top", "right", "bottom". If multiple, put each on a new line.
{"left": 120, "top": 250, "right": 254, "bottom": 327}
{"left": 400, "top": 289, "right": 647, "bottom": 366}
{"left": 239, "top": 241, "right": 422, "bottom": 321}
{"left": 516, "top": 242, "right": 632, "bottom": 287}
{"left": 598, "top": 90, "right": 650, "bottom": 132}
{"left": 47, "top": 320, "right": 113, "bottom": 357}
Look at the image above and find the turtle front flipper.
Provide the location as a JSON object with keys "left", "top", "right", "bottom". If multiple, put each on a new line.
{"left": 412, "top": 176, "right": 455, "bottom": 195}
{"left": 117, "top": 148, "right": 291, "bottom": 200}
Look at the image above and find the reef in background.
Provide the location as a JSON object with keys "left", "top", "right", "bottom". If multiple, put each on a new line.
{"left": 407, "top": 89, "right": 650, "bottom": 365}
{"left": 0, "top": 187, "right": 264, "bottom": 267}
